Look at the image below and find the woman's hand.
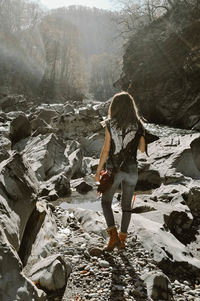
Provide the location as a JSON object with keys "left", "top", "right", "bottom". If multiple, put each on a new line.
{"left": 94, "top": 170, "right": 101, "bottom": 183}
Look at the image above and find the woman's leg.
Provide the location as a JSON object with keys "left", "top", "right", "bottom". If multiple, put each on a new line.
{"left": 101, "top": 171, "right": 123, "bottom": 228}
{"left": 120, "top": 170, "right": 138, "bottom": 233}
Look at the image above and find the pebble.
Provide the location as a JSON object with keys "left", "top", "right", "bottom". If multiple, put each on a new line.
{"left": 112, "top": 284, "right": 124, "bottom": 291}
{"left": 84, "top": 233, "right": 91, "bottom": 240}
{"left": 188, "top": 290, "right": 196, "bottom": 296}
{"left": 98, "top": 260, "right": 110, "bottom": 268}
{"left": 72, "top": 255, "right": 81, "bottom": 263}
{"left": 137, "top": 260, "right": 146, "bottom": 267}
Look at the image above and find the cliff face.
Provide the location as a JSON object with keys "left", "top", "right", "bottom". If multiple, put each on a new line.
{"left": 120, "top": 6, "right": 200, "bottom": 129}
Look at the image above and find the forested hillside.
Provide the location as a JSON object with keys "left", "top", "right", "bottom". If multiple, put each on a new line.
{"left": 0, "top": 1, "right": 122, "bottom": 102}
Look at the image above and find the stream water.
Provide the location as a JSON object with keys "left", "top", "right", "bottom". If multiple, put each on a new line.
{"left": 54, "top": 123, "right": 198, "bottom": 211}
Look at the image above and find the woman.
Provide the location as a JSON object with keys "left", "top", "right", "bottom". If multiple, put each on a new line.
{"left": 94, "top": 91, "right": 146, "bottom": 251}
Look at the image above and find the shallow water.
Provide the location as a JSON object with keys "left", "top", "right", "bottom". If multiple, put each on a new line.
{"left": 55, "top": 189, "right": 103, "bottom": 211}
{"left": 54, "top": 175, "right": 119, "bottom": 211}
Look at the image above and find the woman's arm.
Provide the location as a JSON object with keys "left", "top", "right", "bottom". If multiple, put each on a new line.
{"left": 138, "top": 136, "right": 145, "bottom": 153}
{"left": 94, "top": 127, "right": 111, "bottom": 182}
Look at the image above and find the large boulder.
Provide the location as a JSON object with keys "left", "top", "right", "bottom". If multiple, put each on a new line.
{"left": 30, "top": 117, "right": 57, "bottom": 137}
{"left": 64, "top": 140, "right": 84, "bottom": 178}
{"left": 0, "top": 153, "right": 39, "bottom": 251}
{"left": 129, "top": 213, "right": 200, "bottom": 279}
{"left": 141, "top": 271, "right": 173, "bottom": 301}
{"left": 0, "top": 230, "right": 46, "bottom": 301}
{"left": 190, "top": 136, "right": 200, "bottom": 171}
{"left": 183, "top": 185, "right": 200, "bottom": 216}
{"left": 173, "top": 148, "right": 200, "bottom": 180}
{"left": 70, "top": 178, "right": 93, "bottom": 194}
{"left": 0, "top": 94, "right": 30, "bottom": 114}
{"left": 29, "top": 254, "right": 71, "bottom": 292}
{"left": 13, "top": 134, "right": 71, "bottom": 181}
{"left": 116, "top": 183, "right": 194, "bottom": 243}
{"left": 69, "top": 208, "right": 107, "bottom": 238}
{"left": 68, "top": 148, "right": 83, "bottom": 178}
{"left": 138, "top": 133, "right": 200, "bottom": 185}
{"left": 19, "top": 200, "right": 58, "bottom": 266}
{"left": 39, "top": 173, "right": 71, "bottom": 201}
{"left": 80, "top": 133, "right": 105, "bottom": 157}
{"left": 9, "top": 114, "right": 32, "bottom": 145}
{"left": 137, "top": 160, "right": 161, "bottom": 190}
{"left": 81, "top": 157, "right": 99, "bottom": 175}
{"left": 0, "top": 153, "right": 46, "bottom": 300}
{"left": 37, "top": 108, "right": 59, "bottom": 124}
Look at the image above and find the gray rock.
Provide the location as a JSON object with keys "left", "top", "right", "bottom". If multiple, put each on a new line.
{"left": 137, "top": 161, "right": 161, "bottom": 190}
{"left": 31, "top": 118, "right": 49, "bottom": 131}
{"left": 81, "top": 157, "right": 99, "bottom": 175}
{"left": 0, "top": 231, "right": 46, "bottom": 301}
{"left": 142, "top": 271, "right": 173, "bottom": 300}
{"left": 184, "top": 185, "right": 200, "bottom": 215}
{"left": 9, "top": 114, "right": 31, "bottom": 145}
{"left": 190, "top": 137, "right": 200, "bottom": 171}
{"left": 192, "top": 120, "right": 200, "bottom": 130}
{"left": 0, "top": 153, "right": 46, "bottom": 301}
{"left": 163, "top": 199, "right": 193, "bottom": 236}
{"left": 51, "top": 112, "right": 102, "bottom": 140}
{"left": 0, "top": 152, "right": 39, "bottom": 251}
{"left": 63, "top": 104, "right": 75, "bottom": 114}
{"left": 13, "top": 134, "right": 71, "bottom": 181}
{"left": 80, "top": 133, "right": 104, "bottom": 157}
{"left": 69, "top": 208, "right": 106, "bottom": 237}
{"left": 40, "top": 172, "right": 71, "bottom": 200}
{"left": 129, "top": 214, "right": 200, "bottom": 278}
{"left": 173, "top": 148, "right": 200, "bottom": 180}
{"left": 23, "top": 200, "right": 58, "bottom": 266}
{"left": 0, "top": 94, "right": 30, "bottom": 114}
{"left": 30, "top": 254, "right": 72, "bottom": 292}
{"left": 93, "top": 99, "right": 110, "bottom": 117}
{"left": 70, "top": 178, "right": 93, "bottom": 194}
{"left": 0, "top": 135, "right": 11, "bottom": 162}
{"left": 99, "top": 260, "right": 110, "bottom": 268}
{"left": 64, "top": 140, "right": 81, "bottom": 156}
{"left": 37, "top": 108, "right": 59, "bottom": 124}
{"left": 68, "top": 148, "right": 83, "bottom": 178}
{"left": 88, "top": 247, "right": 103, "bottom": 257}
{"left": 32, "top": 126, "right": 56, "bottom": 137}
{"left": 138, "top": 133, "right": 200, "bottom": 185}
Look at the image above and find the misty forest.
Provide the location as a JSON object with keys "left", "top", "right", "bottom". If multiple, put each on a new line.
{"left": 0, "top": 1, "right": 200, "bottom": 301}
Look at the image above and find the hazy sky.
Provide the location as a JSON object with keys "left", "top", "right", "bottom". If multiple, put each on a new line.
{"left": 39, "top": 0, "right": 114, "bottom": 10}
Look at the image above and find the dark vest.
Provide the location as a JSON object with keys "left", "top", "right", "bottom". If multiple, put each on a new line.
{"left": 104, "top": 118, "right": 143, "bottom": 170}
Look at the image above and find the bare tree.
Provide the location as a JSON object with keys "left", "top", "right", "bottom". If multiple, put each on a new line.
{"left": 110, "top": 0, "right": 170, "bottom": 38}
{"left": 0, "top": 0, "right": 41, "bottom": 34}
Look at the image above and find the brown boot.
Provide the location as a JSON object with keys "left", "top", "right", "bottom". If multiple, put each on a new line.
{"left": 118, "top": 232, "right": 128, "bottom": 250}
{"left": 104, "top": 226, "right": 120, "bottom": 252}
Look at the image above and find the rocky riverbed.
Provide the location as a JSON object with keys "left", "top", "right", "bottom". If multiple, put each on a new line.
{"left": 0, "top": 94, "right": 200, "bottom": 301}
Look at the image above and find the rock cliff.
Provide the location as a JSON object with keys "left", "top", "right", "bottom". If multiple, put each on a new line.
{"left": 118, "top": 5, "right": 200, "bottom": 129}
